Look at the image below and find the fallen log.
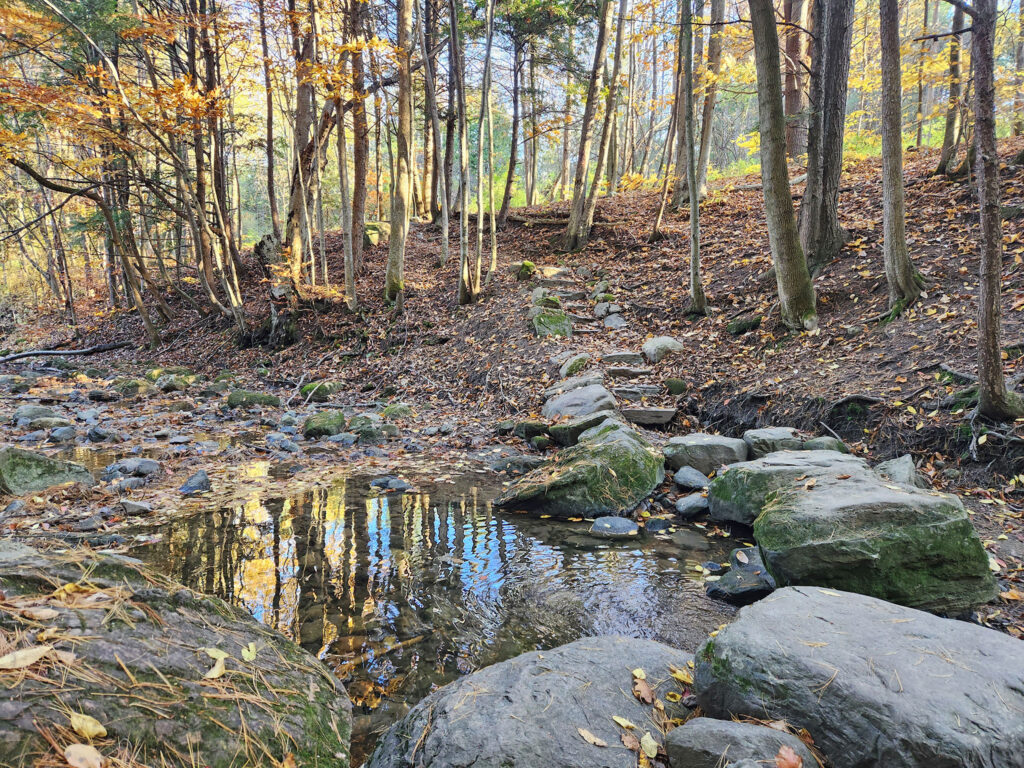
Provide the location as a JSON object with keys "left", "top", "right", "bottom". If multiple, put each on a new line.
{"left": 0, "top": 341, "right": 131, "bottom": 365}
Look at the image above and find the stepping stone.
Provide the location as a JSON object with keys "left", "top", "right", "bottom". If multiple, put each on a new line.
{"left": 589, "top": 516, "right": 639, "bottom": 538}
{"left": 621, "top": 406, "right": 676, "bottom": 426}
{"left": 673, "top": 465, "right": 710, "bottom": 490}
{"left": 602, "top": 350, "right": 643, "bottom": 365}
{"left": 642, "top": 335, "right": 685, "bottom": 363}
{"left": 742, "top": 426, "right": 801, "bottom": 457}
{"left": 543, "top": 372, "right": 605, "bottom": 399}
{"left": 705, "top": 547, "right": 776, "bottom": 605}
{"left": 604, "top": 314, "right": 628, "bottom": 330}
{"left": 607, "top": 366, "right": 652, "bottom": 379}
{"left": 541, "top": 385, "right": 617, "bottom": 421}
{"left": 664, "top": 433, "right": 749, "bottom": 475}
{"left": 612, "top": 385, "right": 662, "bottom": 401}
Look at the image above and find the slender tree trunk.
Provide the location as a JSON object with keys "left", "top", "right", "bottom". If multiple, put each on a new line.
{"left": 936, "top": 6, "right": 964, "bottom": 175}
{"left": 452, "top": 0, "right": 473, "bottom": 304}
{"left": 419, "top": 13, "right": 450, "bottom": 266}
{"left": 474, "top": 0, "right": 495, "bottom": 291}
{"left": 564, "top": 0, "right": 615, "bottom": 251}
{"left": 557, "top": 36, "right": 573, "bottom": 202}
{"left": 670, "top": 0, "right": 688, "bottom": 209}
{"left": 336, "top": 85, "right": 356, "bottom": 310}
{"left": 1014, "top": 0, "right": 1023, "bottom": 136}
{"left": 257, "top": 0, "right": 280, "bottom": 239}
{"left": 528, "top": 47, "right": 539, "bottom": 206}
{"left": 916, "top": 0, "right": 929, "bottom": 147}
{"left": 750, "top": 0, "right": 817, "bottom": 330}
{"left": 696, "top": 0, "right": 724, "bottom": 197}
{"left": 385, "top": 0, "right": 414, "bottom": 306}
{"left": 880, "top": 0, "right": 922, "bottom": 312}
{"left": 498, "top": 42, "right": 522, "bottom": 228}
{"left": 351, "top": 0, "right": 368, "bottom": 271}
{"left": 684, "top": 0, "right": 706, "bottom": 314}
{"left": 783, "top": 0, "right": 808, "bottom": 157}
{"left": 972, "top": 0, "right": 1023, "bottom": 419}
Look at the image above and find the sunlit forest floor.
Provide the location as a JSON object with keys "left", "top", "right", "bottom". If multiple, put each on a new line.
{"left": 3, "top": 138, "right": 1023, "bottom": 636}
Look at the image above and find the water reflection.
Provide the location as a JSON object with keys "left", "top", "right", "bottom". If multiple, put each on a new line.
{"left": 134, "top": 476, "right": 733, "bottom": 762}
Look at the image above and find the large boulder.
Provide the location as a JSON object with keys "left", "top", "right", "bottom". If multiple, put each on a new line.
{"left": 663, "top": 434, "right": 749, "bottom": 476}
{"left": 365, "top": 635, "right": 692, "bottom": 768}
{"left": 0, "top": 542, "right": 351, "bottom": 768}
{"left": 642, "top": 336, "right": 684, "bottom": 363}
{"left": 549, "top": 410, "right": 617, "bottom": 446}
{"left": 542, "top": 384, "right": 618, "bottom": 421}
{"left": 493, "top": 419, "right": 663, "bottom": 519}
{"left": 0, "top": 447, "right": 94, "bottom": 495}
{"left": 707, "top": 449, "right": 869, "bottom": 525}
{"left": 666, "top": 718, "right": 816, "bottom": 768}
{"left": 754, "top": 468, "right": 995, "bottom": 614}
{"left": 695, "top": 586, "right": 1024, "bottom": 768}
{"left": 741, "top": 426, "right": 801, "bottom": 457}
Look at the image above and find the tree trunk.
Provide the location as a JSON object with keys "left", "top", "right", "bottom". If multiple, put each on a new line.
{"left": 564, "top": 0, "right": 615, "bottom": 251}
{"left": 749, "top": 0, "right": 817, "bottom": 330}
{"left": 683, "top": 0, "right": 706, "bottom": 314}
{"left": 336, "top": 85, "right": 356, "bottom": 310}
{"left": 474, "top": 0, "right": 495, "bottom": 291}
{"left": 880, "top": 0, "right": 922, "bottom": 312}
{"left": 935, "top": 6, "right": 964, "bottom": 175}
{"left": 670, "top": 0, "right": 688, "bottom": 209}
{"left": 351, "top": 0, "right": 368, "bottom": 271}
{"left": 498, "top": 42, "right": 522, "bottom": 229}
{"left": 696, "top": 0, "right": 724, "bottom": 197}
{"left": 972, "top": 0, "right": 1023, "bottom": 419}
{"left": 385, "top": 0, "right": 414, "bottom": 305}
{"left": 419, "top": 12, "right": 450, "bottom": 265}
{"left": 783, "top": 0, "right": 809, "bottom": 157}
{"left": 557, "top": 34, "right": 573, "bottom": 202}
{"left": 257, "top": 0, "right": 280, "bottom": 239}
{"left": 452, "top": 0, "right": 473, "bottom": 304}
{"left": 1014, "top": 0, "right": 1023, "bottom": 136}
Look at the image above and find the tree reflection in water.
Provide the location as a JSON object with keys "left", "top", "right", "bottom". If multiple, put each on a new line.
{"left": 137, "top": 475, "right": 733, "bottom": 762}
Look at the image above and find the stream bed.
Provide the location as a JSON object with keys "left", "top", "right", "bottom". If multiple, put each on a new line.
{"left": 129, "top": 473, "right": 735, "bottom": 763}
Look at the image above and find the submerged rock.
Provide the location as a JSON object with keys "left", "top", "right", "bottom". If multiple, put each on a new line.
{"left": 0, "top": 543, "right": 351, "bottom": 768}
{"left": 179, "top": 470, "right": 211, "bottom": 495}
{"left": 0, "top": 447, "right": 94, "bottom": 495}
{"left": 695, "top": 586, "right": 1024, "bottom": 768}
{"left": 365, "top": 636, "right": 691, "bottom": 768}
{"left": 590, "top": 516, "right": 639, "bottom": 538}
{"left": 493, "top": 419, "right": 663, "bottom": 519}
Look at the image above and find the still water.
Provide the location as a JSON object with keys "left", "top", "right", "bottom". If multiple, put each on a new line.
{"left": 131, "top": 474, "right": 734, "bottom": 763}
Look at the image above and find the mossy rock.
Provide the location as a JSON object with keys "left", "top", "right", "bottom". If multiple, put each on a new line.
{"left": 515, "top": 260, "right": 537, "bottom": 281}
{"left": 113, "top": 378, "right": 158, "bottom": 398}
{"left": 302, "top": 411, "right": 348, "bottom": 438}
{"left": 727, "top": 315, "right": 763, "bottom": 336}
{"left": 155, "top": 373, "right": 197, "bottom": 393}
{"left": 145, "top": 366, "right": 192, "bottom": 382}
{"left": 363, "top": 221, "right": 391, "bottom": 248}
{"left": 382, "top": 402, "right": 413, "bottom": 419}
{"left": 533, "top": 295, "right": 562, "bottom": 309}
{"left": 0, "top": 447, "right": 94, "bottom": 495}
{"left": 559, "top": 353, "right": 591, "bottom": 378}
{"left": 664, "top": 378, "right": 688, "bottom": 395}
{"left": 301, "top": 381, "right": 343, "bottom": 402}
{"left": 532, "top": 309, "right": 572, "bottom": 338}
{"left": 513, "top": 420, "right": 548, "bottom": 440}
{"left": 495, "top": 420, "right": 515, "bottom": 435}
{"left": 227, "top": 390, "right": 281, "bottom": 408}
{"left": 0, "top": 543, "right": 351, "bottom": 768}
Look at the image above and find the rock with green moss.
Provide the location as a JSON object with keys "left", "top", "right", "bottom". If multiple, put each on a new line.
{"left": 515, "top": 260, "right": 537, "bottom": 280}
{"left": 558, "top": 353, "right": 591, "bottom": 378}
{"left": 800, "top": 435, "right": 848, "bottom": 453}
{"left": 0, "top": 447, "right": 94, "bottom": 495}
{"left": 363, "top": 220, "right": 391, "bottom": 247}
{"left": 755, "top": 470, "right": 995, "bottom": 613}
{"left": 694, "top": 586, "right": 1023, "bottom": 768}
{"left": 492, "top": 418, "right": 664, "bottom": 519}
{"left": 113, "top": 378, "right": 159, "bottom": 398}
{"left": 742, "top": 427, "right": 801, "bottom": 458}
{"left": 348, "top": 413, "right": 386, "bottom": 444}
{"left": 726, "top": 314, "right": 762, "bottom": 336}
{"left": 532, "top": 308, "right": 572, "bottom": 338}
{"left": 227, "top": 390, "right": 281, "bottom": 408}
{"left": 0, "top": 542, "right": 351, "bottom": 768}
{"left": 548, "top": 410, "right": 617, "bottom": 446}
{"left": 145, "top": 366, "right": 192, "bottom": 382}
{"left": 301, "top": 381, "right": 343, "bottom": 402}
{"left": 707, "top": 450, "right": 869, "bottom": 525}
{"left": 664, "top": 378, "right": 688, "bottom": 395}
{"left": 382, "top": 402, "right": 413, "bottom": 419}
{"left": 512, "top": 420, "right": 548, "bottom": 440}
{"left": 11, "top": 405, "right": 57, "bottom": 424}
{"left": 155, "top": 373, "right": 196, "bottom": 393}
{"left": 302, "top": 411, "right": 348, "bottom": 438}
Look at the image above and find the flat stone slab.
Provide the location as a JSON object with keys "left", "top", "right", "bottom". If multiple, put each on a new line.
{"left": 543, "top": 372, "right": 605, "bottom": 399}
{"left": 621, "top": 407, "right": 676, "bottom": 426}
{"left": 612, "top": 385, "right": 662, "bottom": 401}
{"left": 602, "top": 350, "right": 644, "bottom": 365}
{"left": 695, "top": 586, "right": 1024, "bottom": 768}
{"left": 542, "top": 384, "right": 618, "bottom": 421}
{"left": 365, "top": 636, "right": 692, "bottom": 768}
{"left": 0, "top": 447, "right": 94, "bottom": 495}
{"left": 607, "top": 366, "right": 652, "bottom": 379}
{"left": 664, "top": 433, "right": 749, "bottom": 475}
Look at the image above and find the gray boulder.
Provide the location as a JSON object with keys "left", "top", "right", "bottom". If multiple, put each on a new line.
{"left": 675, "top": 493, "right": 709, "bottom": 519}
{"left": 754, "top": 468, "right": 995, "bottom": 614}
{"left": 695, "top": 586, "right": 1024, "bottom": 768}
{"left": 707, "top": 449, "right": 869, "bottom": 525}
{"left": 493, "top": 419, "right": 663, "bottom": 519}
{"left": 549, "top": 410, "right": 617, "bottom": 446}
{"left": 365, "top": 636, "right": 691, "bottom": 768}
{"left": 0, "top": 447, "right": 94, "bottom": 495}
{"left": 673, "top": 466, "right": 710, "bottom": 490}
{"left": 542, "top": 384, "right": 618, "bottom": 421}
{"left": 604, "top": 313, "right": 628, "bottom": 330}
{"left": 12, "top": 405, "right": 57, "bottom": 424}
{"left": 664, "top": 434, "right": 749, "bottom": 476}
{"left": 559, "top": 353, "right": 591, "bottom": 378}
{"left": 543, "top": 372, "right": 605, "bottom": 399}
{"left": 742, "top": 426, "right": 801, "bottom": 458}
{"left": 642, "top": 335, "right": 685, "bottom": 363}
{"left": 875, "top": 453, "right": 928, "bottom": 488}
{"left": 0, "top": 544, "right": 351, "bottom": 768}
{"left": 666, "top": 718, "right": 816, "bottom": 768}
{"left": 590, "top": 516, "right": 640, "bottom": 538}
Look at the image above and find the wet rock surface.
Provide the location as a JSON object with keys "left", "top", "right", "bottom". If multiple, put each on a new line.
{"left": 0, "top": 447, "right": 94, "bottom": 495}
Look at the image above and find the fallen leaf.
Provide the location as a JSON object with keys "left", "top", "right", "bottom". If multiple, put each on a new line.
{"left": 639, "top": 731, "right": 658, "bottom": 758}
{"left": 64, "top": 743, "right": 105, "bottom": 768}
{"left": 734, "top": 550, "right": 749, "bottom": 564}
{"left": 612, "top": 715, "right": 637, "bottom": 730}
{"left": 23, "top": 607, "right": 59, "bottom": 621}
{"left": 775, "top": 743, "right": 803, "bottom": 768}
{"left": 670, "top": 665, "right": 693, "bottom": 685}
{"left": 621, "top": 732, "right": 640, "bottom": 751}
{"left": 631, "top": 667, "right": 646, "bottom": 680}
{"left": 201, "top": 647, "right": 229, "bottom": 661}
{"left": 633, "top": 677, "right": 655, "bottom": 704}
{"left": 204, "top": 657, "right": 226, "bottom": 679}
{"left": 0, "top": 644, "right": 52, "bottom": 670}
{"left": 70, "top": 712, "right": 107, "bottom": 740}
{"left": 241, "top": 642, "right": 259, "bottom": 662}
{"left": 577, "top": 727, "right": 607, "bottom": 747}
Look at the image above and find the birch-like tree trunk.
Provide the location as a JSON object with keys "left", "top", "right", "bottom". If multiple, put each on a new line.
{"left": 384, "top": 0, "right": 413, "bottom": 306}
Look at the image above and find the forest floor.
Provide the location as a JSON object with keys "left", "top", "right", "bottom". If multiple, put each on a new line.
{"left": 2, "top": 139, "right": 1024, "bottom": 637}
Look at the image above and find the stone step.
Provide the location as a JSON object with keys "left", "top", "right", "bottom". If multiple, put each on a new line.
{"left": 538, "top": 277, "right": 578, "bottom": 288}
{"left": 602, "top": 350, "right": 644, "bottom": 366}
{"left": 572, "top": 326, "right": 603, "bottom": 334}
{"left": 621, "top": 406, "right": 677, "bottom": 426}
{"left": 612, "top": 385, "right": 662, "bottom": 401}
{"left": 607, "top": 366, "right": 652, "bottom": 379}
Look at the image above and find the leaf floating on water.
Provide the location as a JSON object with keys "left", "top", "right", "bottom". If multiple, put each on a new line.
{"left": 64, "top": 743, "right": 105, "bottom": 768}
{"left": 577, "top": 727, "right": 607, "bottom": 747}
{"left": 70, "top": 712, "right": 107, "bottom": 740}
{"left": 639, "top": 731, "right": 658, "bottom": 758}
{"left": 201, "top": 647, "right": 229, "bottom": 661}
{"left": 0, "top": 644, "right": 52, "bottom": 670}
{"left": 204, "top": 657, "right": 226, "bottom": 679}
{"left": 241, "top": 642, "right": 259, "bottom": 662}
{"left": 612, "top": 716, "right": 637, "bottom": 730}
{"left": 775, "top": 744, "right": 803, "bottom": 768}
